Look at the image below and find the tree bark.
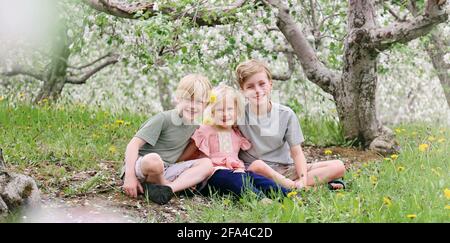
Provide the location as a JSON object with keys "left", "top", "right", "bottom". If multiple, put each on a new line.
{"left": 425, "top": 30, "right": 450, "bottom": 107}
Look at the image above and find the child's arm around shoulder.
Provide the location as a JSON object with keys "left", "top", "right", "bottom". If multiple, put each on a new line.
{"left": 177, "top": 139, "right": 203, "bottom": 162}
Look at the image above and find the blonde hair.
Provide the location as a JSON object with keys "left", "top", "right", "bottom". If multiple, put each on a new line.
{"left": 204, "top": 83, "right": 245, "bottom": 125}
{"left": 235, "top": 59, "right": 272, "bottom": 88}
{"left": 175, "top": 74, "right": 212, "bottom": 101}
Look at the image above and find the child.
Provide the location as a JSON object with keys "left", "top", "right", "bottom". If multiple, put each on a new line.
{"left": 236, "top": 59, "right": 346, "bottom": 190}
{"left": 121, "top": 74, "right": 215, "bottom": 205}
{"left": 178, "top": 84, "right": 290, "bottom": 198}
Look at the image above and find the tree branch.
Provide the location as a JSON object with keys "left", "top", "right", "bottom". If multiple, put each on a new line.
{"left": 1, "top": 65, "right": 45, "bottom": 81}
{"left": 384, "top": 4, "right": 408, "bottom": 22}
{"left": 371, "top": 0, "right": 448, "bottom": 51}
{"left": 69, "top": 52, "right": 113, "bottom": 70}
{"left": 264, "top": 0, "right": 340, "bottom": 95}
{"left": 83, "top": 0, "right": 248, "bottom": 26}
{"left": 272, "top": 52, "right": 295, "bottom": 81}
{"left": 66, "top": 53, "right": 119, "bottom": 84}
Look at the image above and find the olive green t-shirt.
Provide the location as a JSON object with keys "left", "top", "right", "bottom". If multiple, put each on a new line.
{"left": 135, "top": 109, "right": 198, "bottom": 164}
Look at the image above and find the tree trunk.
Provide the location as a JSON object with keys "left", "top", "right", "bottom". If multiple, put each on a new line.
{"left": 35, "top": 24, "right": 70, "bottom": 102}
{"left": 156, "top": 74, "right": 173, "bottom": 110}
{"left": 425, "top": 30, "right": 450, "bottom": 107}
{"left": 332, "top": 0, "right": 397, "bottom": 154}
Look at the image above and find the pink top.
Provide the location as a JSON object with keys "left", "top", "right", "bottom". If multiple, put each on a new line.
{"left": 191, "top": 125, "right": 252, "bottom": 170}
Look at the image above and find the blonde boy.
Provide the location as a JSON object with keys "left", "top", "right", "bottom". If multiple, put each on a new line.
{"left": 121, "top": 74, "right": 214, "bottom": 204}
{"left": 236, "top": 60, "right": 346, "bottom": 190}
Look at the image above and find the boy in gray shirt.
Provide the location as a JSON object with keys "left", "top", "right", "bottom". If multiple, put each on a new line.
{"left": 121, "top": 74, "right": 214, "bottom": 204}
{"left": 236, "top": 60, "right": 346, "bottom": 190}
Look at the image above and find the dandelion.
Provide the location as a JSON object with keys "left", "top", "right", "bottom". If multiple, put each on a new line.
{"left": 370, "top": 175, "right": 378, "bottom": 185}
{"left": 287, "top": 191, "right": 298, "bottom": 198}
{"left": 109, "top": 145, "right": 117, "bottom": 154}
{"left": 390, "top": 154, "right": 399, "bottom": 160}
{"left": 209, "top": 92, "right": 217, "bottom": 103}
{"left": 418, "top": 144, "right": 429, "bottom": 152}
{"left": 406, "top": 214, "right": 417, "bottom": 219}
{"left": 324, "top": 149, "right": 333, "bottom": 155}
{"left": 395, "top": 128, "right": 402, "bottom": 134}
{"left": 445, "top": 188, "right": 450, "bottom": 199}
{"left": 383, "top": 197, "right": 392, "bottom": 207}
{"left": 223, "top": 198, "right": 231, "bottom": 206}
{"left": 115, "top": 120, "right": 125, "bottom": 125}
{"left": 203, "top": 117, "right": 214, "bottom": 125}
{"left": 397, "top": 166, "right": 405, "bottom": 172}
{"left": 428, "top": 136, "right": 436, "bottom": 142}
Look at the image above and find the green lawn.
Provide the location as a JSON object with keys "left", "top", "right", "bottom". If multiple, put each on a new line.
{"left": 1, "top": 99, "right": 449, "bottom": 222}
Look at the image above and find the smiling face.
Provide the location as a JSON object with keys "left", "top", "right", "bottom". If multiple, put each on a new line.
{"left": 211, "top": 94, "right": 237, "bottom": 129}
{"left": 240, "top": 71, "right": 272, "bottom": 107}
{"left": 176, "top": 96, "right": 207, "bottom": 123}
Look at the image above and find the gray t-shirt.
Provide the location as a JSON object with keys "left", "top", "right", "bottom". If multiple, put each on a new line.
{"left": 238, "top": 103, "right": 304, "bottom": 165}
{"left": 135, "top": 109, "right": 198, "bottom": 164}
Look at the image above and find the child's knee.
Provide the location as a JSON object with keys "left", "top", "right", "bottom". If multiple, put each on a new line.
{"left": 248, "top": 160, "right": 266, "bottom": 172}
{"left": 195, "top": 158, "right": 214, "bottom": 172}
{"left": 141, "top": 153, "right": 164, "bottom": 174}
{"left": 331, "top": 160, "right": 346, "bottom": 177}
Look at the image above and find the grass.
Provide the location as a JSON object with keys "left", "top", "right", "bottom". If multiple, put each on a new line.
{"left": 186, "top": 124, "right": 450, "bottom": 222}
{"left": 1, "top": 98, "right": 449, "bottom": 222}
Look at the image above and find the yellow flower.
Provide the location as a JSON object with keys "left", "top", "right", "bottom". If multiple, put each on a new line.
{"left": 406, "top": 214, "right": 416, "bottom": 219}
{"left": 324, "top": 149, "right": 333, "bottom": 155}
{"left": 445, "top": 188, "right": 450, "bottom": 199}
{"left": 115, "top": 119, "right": 125, "bottom": 125}
{"left": 428, "top": 136, "right": 436, "bottom": 142}
{"left": 203, "top": 117, "right": 214, "bottom": 125}
{"left": 438, "top": 138, "right": 446, "bottom": 143}
{"left": 445, "top": 205, "right": 450, "bottom": 210}
{"left": 418, "top": 144, "right": 429, "bottom": 152}
{"left": 209, "top": 92, "right": 217, "bottom": 103}
{"left": 0, "top": 96, "right": 4, "bottom": 102}
{"left": 383, "top": 197, "right": 392, "bottom": 207}
{"left": 19, "top": 92, "right": 25, "bottom": 98}
{"left": 397, "top": 166, "right": 405, "bottom": 172}
{"left": 223, "top": 198, "right": 231, "bottom": 206}
{"left": 390, "top": 154, "right": 399, "bottom": 160}
{"left": 395, "top": 128, "right": 402, "bottom": 134}
{"left": 370, "top": 175, "right": 378, "bottom": 185}
{"left": 109, "top": 145, "right": 117, "bottom": 154}
{"left": 287, "top": 191, "right": 298, "bottom": 198}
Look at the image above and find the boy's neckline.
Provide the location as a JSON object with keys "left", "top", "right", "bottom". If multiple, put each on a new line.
{"left": 248, "top": 101, "right": 273, "bottom": 117}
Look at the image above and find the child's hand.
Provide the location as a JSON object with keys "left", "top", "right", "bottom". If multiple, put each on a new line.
{"left": 123, "top": 175, "right": 143, "bottom": 198}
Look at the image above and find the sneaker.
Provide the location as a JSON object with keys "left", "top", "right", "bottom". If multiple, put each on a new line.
{"left": 143, "top": 183, "right": 174, "bottom": 205}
